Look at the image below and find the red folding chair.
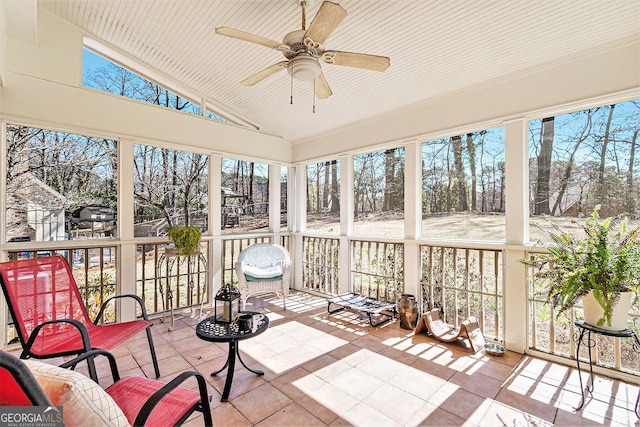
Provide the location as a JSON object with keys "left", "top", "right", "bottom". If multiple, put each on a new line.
{"left": 0, "top": 255, "right": 160, "bottom": 379}
{"left": 0, "top": 350, "right": 213, "bottom": 426}
{"left": 0, "top": 350, "right": 51, "bottom": 406}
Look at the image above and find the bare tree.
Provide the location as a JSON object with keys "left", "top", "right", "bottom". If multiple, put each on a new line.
{"left": 551, "top": 110, "right": 594, "bottom": 215}
{"left": 626, "top": 129, "right": 638, "bottom": 213}
{"left": 330, "top": 161, "right": 340, "bottom": 213}
{"left": 535, "top": 117, "right": 554, "bottom": 215}
{"left": 597, "top": 105, "right": 616, "bottom": 201}
{"left": 451, "top": 135, "right": 467, "bottom": 211}
{"left": 466, "top": 132, "right": 478, "bottom": 211}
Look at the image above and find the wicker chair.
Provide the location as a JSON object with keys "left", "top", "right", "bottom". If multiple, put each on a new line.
{"left": 235, "top": 243, "right": 290, "bottom": 309}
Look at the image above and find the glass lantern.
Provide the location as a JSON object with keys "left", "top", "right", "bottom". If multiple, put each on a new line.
{"left": 214, "top": 283, "right": 241, "bottom": 323}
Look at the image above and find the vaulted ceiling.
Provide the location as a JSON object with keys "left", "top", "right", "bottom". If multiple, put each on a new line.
{"left": 39, "top": 0, "right": 639, "bottom": 144}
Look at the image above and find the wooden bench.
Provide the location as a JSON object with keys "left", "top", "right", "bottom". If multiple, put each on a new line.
{"left": 327, "top": 292, "right": 397, "bottom": 327}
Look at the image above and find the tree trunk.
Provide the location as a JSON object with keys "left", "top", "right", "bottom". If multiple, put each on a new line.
{"left": 162, "top": 149, "right": 172, "bottom": 226}
{"left": 466, "top": 133, "right": 477, "bottom": 211}
{"left": 330, "top": 160, "right": 340, "bottom": 213}
{"left": 316, "top": 163, "right": 321, "bottom": 213}
{"left": 535, "top": 117, "right": 554, "bottom": 215}
{"left": 384, "top": 149, "right": 396, "bottom": 211}
{"left": 171, "top": 150, "right": 178, "bottom": 223}
{"left": 306, "top": 169, "right": 312, "bottom": 212}
{"left": 323, "top": 161, "right": 330, "bottom": 210}
{"left": 446, "top": 145, "right": 452, "bottom": 212}
{"left": 452, "top": 135, "right": 467, "bottom": 211}
{"left": 626, "top": 129, "right": 638, "bottom": 213}
{"left": 248, "top": 162, "right": 255, "bottom": 214}
{"left": 598, "top": 105, "right": 616, "bottom": 202}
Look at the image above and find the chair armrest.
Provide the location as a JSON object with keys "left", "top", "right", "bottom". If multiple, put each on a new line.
{"left": 134, "top": 371, "right": 211, "bottom": 426}
{"left": 24, "top": 319, "right": 92, "bottom": 357}
{"left": 59, "top": 349, "right": 120, "bottom": 383}
{"left": 94, "top": 293, "right": 150, "bottom": 324}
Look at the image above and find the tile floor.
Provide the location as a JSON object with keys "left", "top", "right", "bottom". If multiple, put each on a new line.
{"left": 25, "top": 291, "right": 640, "bottom": 426}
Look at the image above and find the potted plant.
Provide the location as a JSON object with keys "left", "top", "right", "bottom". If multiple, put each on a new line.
{"left": 167, "top": 225, "right": 202, "bottom": 256}
{"left": 520, "top": 205, "right": 640, "bottom": 330}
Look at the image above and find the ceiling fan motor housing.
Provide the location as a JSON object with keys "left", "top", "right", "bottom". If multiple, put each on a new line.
{"left": 283, "top": 29, "right": 322, "bottom": 81}
{"left": 288, "top": 56, "right": 321, "bottom": 81}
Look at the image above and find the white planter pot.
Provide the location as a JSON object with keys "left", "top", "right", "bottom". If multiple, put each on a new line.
{"left": 582, "top": 290, "right": 633, "bottom": 331}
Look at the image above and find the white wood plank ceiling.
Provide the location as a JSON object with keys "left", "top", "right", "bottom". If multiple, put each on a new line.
{"left": 39, "top": 0, "right": 640, "bottom": 143}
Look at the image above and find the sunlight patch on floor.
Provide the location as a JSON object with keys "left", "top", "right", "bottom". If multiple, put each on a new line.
{"left": 263, "top": 293, "right": 327, "bottom": 313}
{"left": 241, "top": 320, "right": 347, "bottom": 374}
{"left": 468, "top": 398, "right": 553, "bottom": 426}
{"left": 293, "top": 349, "right": 459, "bottom": 425}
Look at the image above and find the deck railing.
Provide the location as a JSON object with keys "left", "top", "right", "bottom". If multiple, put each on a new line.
{"left": 419, "top": 244, "right": 504, "bottom": 342}
{"left": 135, "top": 243, "right": 208, "bottom": 318}
{"left": 302, "top": 236, "right": 340, "bottom": 295}
{"left": 6, "top": 239, "right": 640, "bottom": 376}
{"left": 351, "top": 240, "right": 404, "bottom": 302}
{"left": 527, "top": 250, "right": 640, "bottom": 375}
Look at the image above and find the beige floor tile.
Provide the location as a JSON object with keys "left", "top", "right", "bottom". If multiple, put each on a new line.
{"left": 47, "top": 290, "right": 640, "bottom": 426}
{"left": 211, "top": 403, "right": 252, "bottom": 427}
{"left": 232, "top": 383, "right": 293, "bottom": 425}
{"left": 339, "top": 402, "right": 400, "bottom": 427}
{"left": 329, "top": 366, "right": 386, "bottom": 400}
{"left": 363, "top": 383, "right": 427, "bottom": 425}
{"left": 388, "top": 365, "right": 448, "bottom": 401}
{"left": 296, "top": 380, "right": 360, "bottom": 423}
{"left": 255, "top": 402, "right": 325, "bottom": 427}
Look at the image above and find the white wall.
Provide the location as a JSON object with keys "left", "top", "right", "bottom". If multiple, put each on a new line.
{"left": 0, "top": 3, "right": 5, "bottom": 87}
{"left": 293, "top": 41, "right": 640, "bottom": 162}
{"left": 0, "top": 8, "right": 291, "bottom": 162}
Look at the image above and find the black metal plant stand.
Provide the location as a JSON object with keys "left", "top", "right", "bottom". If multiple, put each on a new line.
{"left": 573, "top": 320, "right": 640, "bottom": 418}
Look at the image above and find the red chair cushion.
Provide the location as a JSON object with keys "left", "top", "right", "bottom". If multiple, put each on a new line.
{"left": 0, "top": 367, "right": 32, "bottom": 405}
{"left": 106, "top": 377, "right": 202, "bottom": 426}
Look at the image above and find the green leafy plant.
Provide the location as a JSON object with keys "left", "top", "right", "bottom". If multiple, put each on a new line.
{"left": 167, "top": 226, "right": 202, "bottom": 256}
{"left": 520, "top": 205, "right": 640, "bottom": 327}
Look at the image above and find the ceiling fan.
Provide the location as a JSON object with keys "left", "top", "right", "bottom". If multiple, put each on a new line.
{"left": 215, "top": 0, "right": 390, "bottom": 105}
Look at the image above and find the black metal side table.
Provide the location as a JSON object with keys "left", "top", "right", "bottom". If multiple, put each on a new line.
{"left": 196, "top": 312, "right": 269, "bottom": 402}
{"left": 573, "top": 320, "right": 640, "bottom": 418}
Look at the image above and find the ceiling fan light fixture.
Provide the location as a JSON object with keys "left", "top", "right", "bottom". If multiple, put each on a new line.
{"left": 288, "top": 56, "right": 321, "bottom": 81}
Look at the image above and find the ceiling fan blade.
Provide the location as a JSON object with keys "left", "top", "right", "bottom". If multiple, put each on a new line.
{"left": 311, "top": 72, "right": 332, "bottom": 99}
{"left": 304, "top": 1, "right": 347, "bottom": 48}
{"left": 216, "top": 26, "right": 286, "bottom": 51}
{"left": 323, "top": 51, "right": 390, "bottom": 72}
{"left": 241, "top": 62, "right": 288, "bottom": 86}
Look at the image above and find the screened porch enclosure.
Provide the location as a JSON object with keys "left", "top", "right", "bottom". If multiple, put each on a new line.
{"left": 1, "top": 0, "right": 640, "bottom": 394}
{"left": 4, "top": 102, "right": 640, "bottom": 382}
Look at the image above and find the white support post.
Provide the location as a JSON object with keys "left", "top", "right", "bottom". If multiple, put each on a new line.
{"left": 210, "top": 154, "right": 222, "bottom": 297}
{"left": 0, "top": 120, "right": 7, "bottom": 345}
{"left": 404, "top": 140, "right": 421, "bottom": 298}
{"left": 286, "top": 165, "right": 294, "bottom": 234}
{"left": 339, "top": 155, "right": 352, "bottom": 294}
{"left": 293, "top": 165, "right": 306, "bottom": 291}
{"left": 269, "top": 164, "right": 281, "bottom": 236}
{"left": 504, "top": 118, "right": 529, "bottom": 353}
{"left": 117, "top": 139, "right": 137, "bottom": 322}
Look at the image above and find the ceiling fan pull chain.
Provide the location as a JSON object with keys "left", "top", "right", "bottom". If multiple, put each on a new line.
{"left": 313, "top": 79, "right": 316, "bottom": 113}
{"left": 290, "top": 72, "right": 294, "bottom": 105}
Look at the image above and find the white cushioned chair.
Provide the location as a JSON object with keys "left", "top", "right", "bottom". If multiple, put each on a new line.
{"left": 235, "top": 243, "right": 291, "bottom": 309}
